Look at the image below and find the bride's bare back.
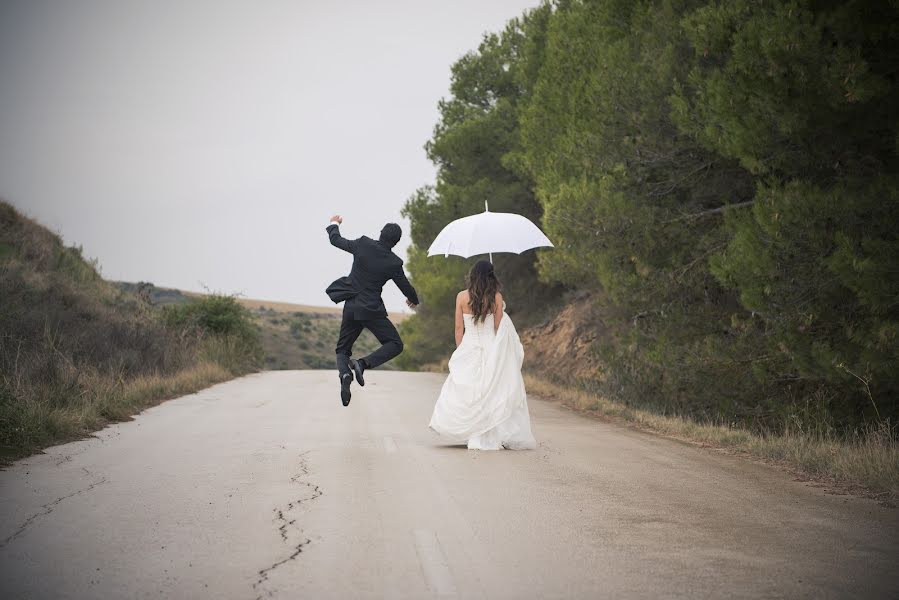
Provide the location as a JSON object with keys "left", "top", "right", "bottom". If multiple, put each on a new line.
{"left": 454, "top": 289, "right": 503, "bottom": 346}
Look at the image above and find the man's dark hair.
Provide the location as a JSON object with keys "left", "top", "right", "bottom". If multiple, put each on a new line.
{"left": 379, "top": 223, "right": 402, "bottom": 248}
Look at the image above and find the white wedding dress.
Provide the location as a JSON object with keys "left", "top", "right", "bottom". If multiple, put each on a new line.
{"left": 429, "top": 305, "right": 536, "bottom": 450}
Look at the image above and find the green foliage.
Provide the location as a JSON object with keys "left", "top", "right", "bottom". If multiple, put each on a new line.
{"left": 394, "top": 247, "right": 470, "bottom": 369}
{"left": 398, "top": 4, "right": 561, "bottom": 368}
{"left": 163, "top": 293, "right": 262, "bottom": 369}
{"left": 400, "top": 0, "right": 899, "bottom": 431}
{"left": 0, "top": 242, "right": 16, "bottom": 260}
{"left": 55, "top": 244, "right": 102, "bottom": 284}
{"left": 711, "top": 177, "right": 899, "bottom": 421}
{"left": 289, "top": 320, "right": 304, "bottom": 338}
{"left": 672, "top": 0, "right": 896, "bottom": 178}
{"left": 164, "top": 293, "right": 249, "bottom": 336}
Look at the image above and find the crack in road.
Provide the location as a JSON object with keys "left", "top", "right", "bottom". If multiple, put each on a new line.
{"left": 252, "top": 452, "right": 323, "bottom": 599}
{"left": 0, "top": 467, "right": 109, "bottom": 549}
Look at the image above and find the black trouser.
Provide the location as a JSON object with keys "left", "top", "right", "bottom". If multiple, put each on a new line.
{"left": 335, "top": 313, "right": 404, "bottom": 377}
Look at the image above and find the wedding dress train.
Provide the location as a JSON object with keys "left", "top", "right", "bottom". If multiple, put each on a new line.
{"left": 428, "top": 307, "right": 536, "bottom": 450}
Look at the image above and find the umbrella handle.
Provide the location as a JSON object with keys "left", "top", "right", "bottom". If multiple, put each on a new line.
{"left": 486, "top": 200, "right": 492, "bottom": 262}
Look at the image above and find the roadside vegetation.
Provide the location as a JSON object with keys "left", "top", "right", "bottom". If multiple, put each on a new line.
{"left": 398, "top": 0, "right": 898, "bottom": 494}
{"left": 526, "top": 375, "right": 898, "bottom": 503}
{"left": 128, "top": 282, "right": 390, "bottom": 371}
{"left": 0, "top": 201, "right": 262, "bottom": 462}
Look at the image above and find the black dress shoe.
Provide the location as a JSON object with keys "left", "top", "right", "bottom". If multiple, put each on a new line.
{"left": 349, "top": 358, "right": 365, "bottom": 387}
{"left": 340, "top": 371, "right": 353, "bottom": 406}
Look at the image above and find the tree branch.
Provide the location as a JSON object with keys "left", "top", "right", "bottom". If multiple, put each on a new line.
{"left": 664, "top": 200, "right": 755, "bottom": 223}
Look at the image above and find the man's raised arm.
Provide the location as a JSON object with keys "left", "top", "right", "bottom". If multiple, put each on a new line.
{"left": 326, "top": 215, "right": 357, "bottom": 254}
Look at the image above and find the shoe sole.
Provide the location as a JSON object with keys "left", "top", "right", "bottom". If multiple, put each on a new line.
{"left": 350, "top": 360, "right": 365, "bottom": 387}
{"left": 341, "top": 372, "right": 353, "bottom": 406}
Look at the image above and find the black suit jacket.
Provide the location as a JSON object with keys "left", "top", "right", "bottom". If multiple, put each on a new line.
{"left": 326, "top": 224, "right": 419, "bottom": 321}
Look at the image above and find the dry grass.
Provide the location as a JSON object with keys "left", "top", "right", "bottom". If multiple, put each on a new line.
{"left": 525, "top": 374, "right": 899, "bottom": 503}
{"left": 1, "top": 361, "right": 232, "bottom": 463}
{"left": 0, "top": 200, "right": 261, "bottom": 463}
{"left": 69, "top": 361, "right": 232, "bottom": 425}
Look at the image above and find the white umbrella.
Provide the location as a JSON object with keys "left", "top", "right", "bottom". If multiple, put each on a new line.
{"left": 427, "top": 201, "right": 554, "bottom": 263}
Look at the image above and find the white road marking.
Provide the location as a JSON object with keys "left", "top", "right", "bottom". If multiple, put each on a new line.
{"left": 413, "top": 529, "right": 457, "bottom": 598}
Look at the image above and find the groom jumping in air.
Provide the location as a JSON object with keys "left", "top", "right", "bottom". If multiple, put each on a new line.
{"left": 325, "top": 215, "right": 419, "bottom": 406}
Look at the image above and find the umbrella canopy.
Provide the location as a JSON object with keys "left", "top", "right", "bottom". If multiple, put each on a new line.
{"left": 427, "top": 202, "right": 554, "bottom": 261}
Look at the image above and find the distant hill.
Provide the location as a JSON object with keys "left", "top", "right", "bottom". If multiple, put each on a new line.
{"left": 114, "top": 281, "right": 193, "bottom": 306}
{"left": 112, "top": 282, "right": 403, "bottom": 371}
{"left": 113, "top": 282, "right": 408, "bottom": 321}
{"left": 192, "top": 292, "right": 410, "bottom": 323}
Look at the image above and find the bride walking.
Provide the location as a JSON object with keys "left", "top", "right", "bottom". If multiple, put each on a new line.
{"left": 429, "top": 260, "right": 536, "bottom": 450}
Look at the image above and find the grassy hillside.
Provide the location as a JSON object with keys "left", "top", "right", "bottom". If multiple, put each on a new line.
{"left": 0, "top": 201, "right": 261, "bottom": 461}
{"left": 251, "top": 307, "right": 379, "bottom": 371}
{"left": 113, "top": 285, "right": 408, "bottom": 371}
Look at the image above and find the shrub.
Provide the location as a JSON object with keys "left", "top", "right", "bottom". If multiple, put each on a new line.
{"left": 0, "top": 201, "right": 261, "bottom": 459}
{"left": 162, "top": 293, "right": 262, "bottom": 372}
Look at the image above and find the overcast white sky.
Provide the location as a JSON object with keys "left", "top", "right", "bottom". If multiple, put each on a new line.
{"left": 0, "top": 0, "right": 539, "bottom": 312}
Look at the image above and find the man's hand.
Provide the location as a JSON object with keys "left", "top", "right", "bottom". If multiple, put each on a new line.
{"left": 406, "top": 298, "right": 418, "bottom": 309}
{"left": 330, "top": 215, "right": 343, "bottom": 225}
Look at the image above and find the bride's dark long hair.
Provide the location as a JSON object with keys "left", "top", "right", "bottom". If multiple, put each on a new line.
{"left": 466, "top": 260, "right": 501, "bottom": 323}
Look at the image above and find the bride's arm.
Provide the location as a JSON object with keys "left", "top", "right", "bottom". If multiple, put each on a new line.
{"left": 493, "top": 292, "right": 503, "bottom": 332}
{"left": 454, "top": 293, "right": 464, "bottom": 346}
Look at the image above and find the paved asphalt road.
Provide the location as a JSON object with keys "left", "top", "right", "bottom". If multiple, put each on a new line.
{"left": 1, "top": 371, "right": 897, "bottom": 599}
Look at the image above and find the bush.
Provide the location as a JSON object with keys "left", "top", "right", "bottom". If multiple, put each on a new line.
{"left": 162, "top": 293, "right": 262, "bottom": 372}
{"left": 163, "top": 293, "right": 252, "bottom": 337}
{"left": 0, "top": 201, "right": 261, "bottom": 459}
{"left": 289, "top": 320, "right": 303, "bottom": 338}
